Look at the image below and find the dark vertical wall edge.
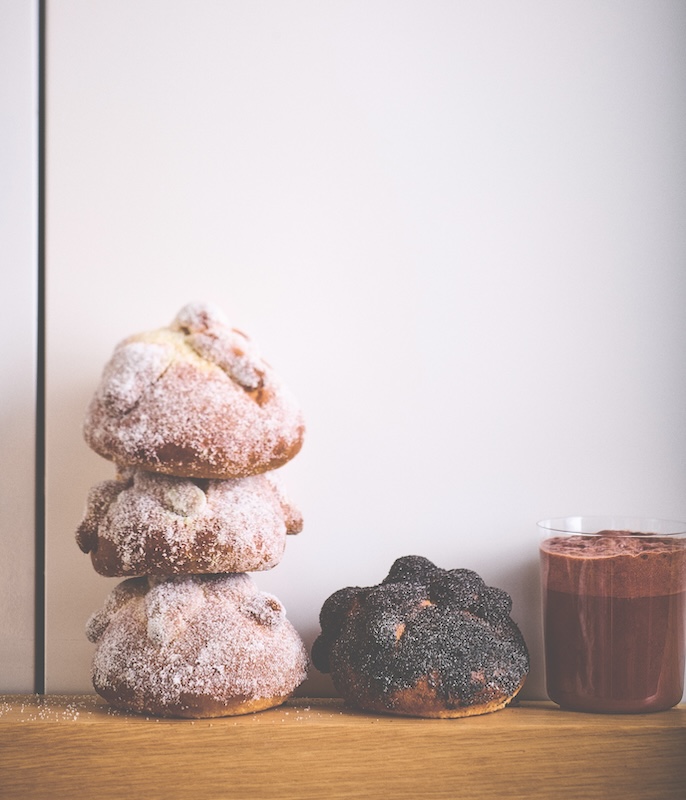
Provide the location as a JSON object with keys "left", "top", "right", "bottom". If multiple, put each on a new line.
{"left": 35, "top": 0, "right": 47, "bottom": 695}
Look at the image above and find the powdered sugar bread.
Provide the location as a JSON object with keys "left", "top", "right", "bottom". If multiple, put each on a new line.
{"left": 312, "top": 556, "right": 529, "bottom": 718}
{"left": 87, "top": 573, "right": 309, "bottom": 718}
{"left": 76, "top": 469, "right": 303, "bottom": 577}
{"left": 83, "top": 302, "right": 305, "bottom": 479}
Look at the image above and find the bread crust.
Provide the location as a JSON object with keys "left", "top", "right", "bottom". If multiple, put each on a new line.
{"left": 87, "top": 574, "right": 309, "bottom": 718}
{"left": 332, "top": 674, "right": 527, "bottom": 718}
{"left": 312, "top": 556, "right": 530, "bottom": 718}
{"left": 83, "top": 304, "right": 305, "bottom": 479}
{"left": 76, "top": 469, "right": 302, "bottom": 577}
{"left": 96, "top": 683, "right": 292, "bottom": 719}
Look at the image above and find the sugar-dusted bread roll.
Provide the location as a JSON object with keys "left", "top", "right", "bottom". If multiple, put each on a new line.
{"left": 87, "top": 573, "right": 309, "bottom": 718}
{"left": 76, "top": 469, "right": 302, "bottom": 577}
{"left": 83, "top": 302, "right": 305, "bottom": 479}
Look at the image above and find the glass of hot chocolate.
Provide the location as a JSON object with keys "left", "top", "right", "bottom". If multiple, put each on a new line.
{"left": 538, "top": 517, "right": 686, "bottom": 713}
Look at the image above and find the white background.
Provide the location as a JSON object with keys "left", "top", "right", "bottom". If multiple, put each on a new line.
{"left": 5, "top": 0, "right": 684, "bottom": 699}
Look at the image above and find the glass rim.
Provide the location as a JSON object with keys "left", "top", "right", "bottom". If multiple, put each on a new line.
{"left": 537, "top": 515, "right": 686, "bottom": 537}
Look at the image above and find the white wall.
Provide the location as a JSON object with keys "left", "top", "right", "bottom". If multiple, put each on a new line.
{"left": 0, "top": 0, "right": 38, "bottom": 692}
{"left": 45, "top": 0, "right": 686, "bottom": 699}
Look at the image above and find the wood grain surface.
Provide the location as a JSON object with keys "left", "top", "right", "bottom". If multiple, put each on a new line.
{"left": 1, "top": 696, "right": 684, "bottom": 799}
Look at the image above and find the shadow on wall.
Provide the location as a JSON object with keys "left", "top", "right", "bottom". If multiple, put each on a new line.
{"left": 45, "top": 383, "right": 122, "bottom": 693}
{"left": 487, "top": 556, "right": 545, "bottom": 702}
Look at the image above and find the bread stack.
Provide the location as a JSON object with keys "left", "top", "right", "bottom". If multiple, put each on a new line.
{"left": 76, "top": 302, "right": 308, "bottom": 717}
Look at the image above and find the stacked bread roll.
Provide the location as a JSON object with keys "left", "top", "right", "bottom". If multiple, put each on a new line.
{"left": 76, "top": 302, "right": 308, "bottom": 717}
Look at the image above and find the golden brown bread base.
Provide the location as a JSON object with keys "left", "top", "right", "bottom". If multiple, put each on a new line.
{"left": 338, "top": 674, "right": 526, "bottom": 718}
{"left": 96, "top": 683, "right": 293, "bottom": 718}
{"left": 85, "top": 533, "right": 286, "bottom": 578}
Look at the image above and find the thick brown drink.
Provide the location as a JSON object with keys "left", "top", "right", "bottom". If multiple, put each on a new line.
{"left": 539, "top": 523, "right": 686, "bottom": 713}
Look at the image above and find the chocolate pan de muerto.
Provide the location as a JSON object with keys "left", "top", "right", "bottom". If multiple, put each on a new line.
{"left": 312, "top": 556, "right": 530, "bottom": 718}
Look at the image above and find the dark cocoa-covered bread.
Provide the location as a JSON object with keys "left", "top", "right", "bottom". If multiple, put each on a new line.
{"left": 83, "top": 302, "right": 305, "bottom": 479}
{"left": 86, "top": 573, "right": 308, "bottom": 718}
{"left": 312, "top": 555, "right": 529, "bottom": 718}
{"left": 76, "top": 468, "right": 302, "bottom": 577}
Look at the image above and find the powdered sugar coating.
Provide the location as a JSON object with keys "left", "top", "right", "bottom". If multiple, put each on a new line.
{"left": 87, "top": 574, "right": 308, "bottom": 718}
{"left": 187, "top": 330, "right": 263, "bottom": 391}
{"left": 76, "top": 469, "right": 303, "bottom": 577}
{"left": 96, "top": 342, "right": 172, "bottom": 415}
{"left": 83, "top": 303, "right": 305, "bottom": 479}
{"left": 172, "top": 301, "right": 229, "bottom": 334}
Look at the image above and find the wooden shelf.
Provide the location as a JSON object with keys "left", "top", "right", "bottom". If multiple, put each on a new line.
{"left": 1, "top": 695, "right": 684, "bottom": 799}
